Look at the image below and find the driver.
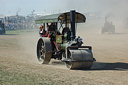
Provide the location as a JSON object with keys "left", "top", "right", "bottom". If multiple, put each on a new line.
{"left": 39, "top": 25, "right": 45, "bottom": 36}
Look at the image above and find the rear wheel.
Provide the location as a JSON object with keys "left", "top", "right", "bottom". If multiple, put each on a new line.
{"left": 37, "top": 38, "right": 52, "bottom": 64}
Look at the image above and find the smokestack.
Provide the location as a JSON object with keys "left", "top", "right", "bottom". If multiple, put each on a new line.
{"left": 70, "top": 10, "right": 76, "bottom": 41}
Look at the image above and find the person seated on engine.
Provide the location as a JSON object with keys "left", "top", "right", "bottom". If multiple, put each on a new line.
{"left": 44, "top": 23, "right": 49, "bottom": 35}
{"left": 39, "top": 25, "right": 45, "bottom": 37}
{"left": 48, "top": 23, "right": 56, "bottom": 31}
{"left": 62, "top": 27, "right": 71, "bottom": 41}
{"left": 62, "top": 27, "right": 70, "bottom": 35}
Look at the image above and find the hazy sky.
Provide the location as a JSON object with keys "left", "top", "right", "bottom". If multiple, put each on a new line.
{"left": 0, "top": 0, "right": 128, "bottom": 16}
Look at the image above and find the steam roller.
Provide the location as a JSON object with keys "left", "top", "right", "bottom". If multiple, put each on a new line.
{"left": 36, "top": 10, "right": 96, "bottom": 70}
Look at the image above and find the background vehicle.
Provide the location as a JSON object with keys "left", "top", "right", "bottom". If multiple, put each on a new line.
{"left": 0, "top": 20, "right": 5, "bottom": 35}
{"left": 35, "top": 10, "right": 96, "bottom": 69}
{"left": 101, "top": 17, "right": 115, "bottom": 34}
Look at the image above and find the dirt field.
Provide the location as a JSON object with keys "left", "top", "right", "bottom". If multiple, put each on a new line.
{"left": 0, "top": 29, "right": 128, "bottom": 85}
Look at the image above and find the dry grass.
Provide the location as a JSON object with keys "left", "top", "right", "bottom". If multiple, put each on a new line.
{"left": 0, "top": 29, "right": 128, "bottom": 85}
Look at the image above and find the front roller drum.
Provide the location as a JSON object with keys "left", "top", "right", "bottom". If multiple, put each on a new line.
{"left": 37, "top": 38, "right": 52, "bottom": 64}
{"left": 66, "top": 49, "right": 94, "bottom": 69}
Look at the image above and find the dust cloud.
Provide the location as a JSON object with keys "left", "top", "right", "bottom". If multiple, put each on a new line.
{"left": 64, "top": 0, "right": 128, "bottom": 33}
{"left": 16, "top": 30, "right": 39, "bottom": 64}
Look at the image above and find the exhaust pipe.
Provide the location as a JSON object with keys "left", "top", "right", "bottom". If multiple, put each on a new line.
{"left": 70, "top": 10, "right": 76, "bottom": 41}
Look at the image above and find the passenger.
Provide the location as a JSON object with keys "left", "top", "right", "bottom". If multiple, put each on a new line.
{"left": 44, "top": 23, "right": 49, "bottom": 36}
{"left": 48, "top": 23, "right": 56, "bottom": 31}
{"left": 62, "top": 27, "right": 70, "bottom": 35}
{"left": 39, "top": 25, "right": 45, "bottom": 37}
{"left": 45, "top": 24, "right": 49, "bottom": 32}
{"left": 62, "top": 27, "right": 71, "bottom": 41}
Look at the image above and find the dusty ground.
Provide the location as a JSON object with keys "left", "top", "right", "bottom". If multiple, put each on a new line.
{"left": 0, "top": 29, "right": 128, "bottom": 85}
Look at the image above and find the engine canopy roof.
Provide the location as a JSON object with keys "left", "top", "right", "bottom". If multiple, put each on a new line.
{"left": 35, "top": 11, "right": 86, "bottom": 24}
